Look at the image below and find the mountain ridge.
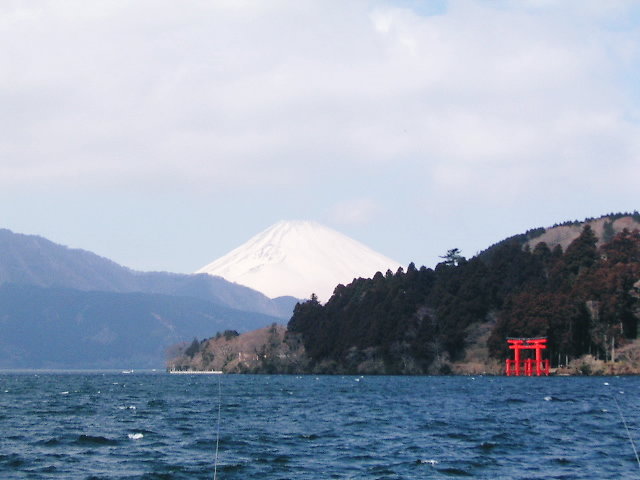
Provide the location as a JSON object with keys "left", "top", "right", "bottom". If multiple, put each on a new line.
{"left": 0, "top": 228, "right": 294, "bottom": 319}
{"left": 479, "top": 212, "right": 640, "bottom": 262}
{"left": 0, "top": 282, "right": 282, "bottom": 368}
{"left": 0, "top": 227, "right": 294, "bottom": 368}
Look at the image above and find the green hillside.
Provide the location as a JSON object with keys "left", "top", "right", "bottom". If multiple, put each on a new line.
{"left": 287, "top": 214, "right": 640, "bottom": 374}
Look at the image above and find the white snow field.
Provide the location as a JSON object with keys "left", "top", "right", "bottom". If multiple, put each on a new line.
{"left": 196, "top": 220, "right": 403, "bottom": 301}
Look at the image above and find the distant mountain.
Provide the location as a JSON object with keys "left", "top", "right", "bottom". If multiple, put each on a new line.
{"left": 196, "top": 220, "right": 403, "bottom": 301}
{"left": 0, "top": 227, "right": 295, "bottom": 368}
{"left": 0, "top": 228, "right": 293, "bottom": 319}
{"left": 0, "top": 283, "right": 281, "bottom": 369}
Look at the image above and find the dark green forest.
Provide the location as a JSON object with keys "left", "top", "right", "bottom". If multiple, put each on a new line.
{"left": 287, "top": 222, "right": 640, "bottom": 374}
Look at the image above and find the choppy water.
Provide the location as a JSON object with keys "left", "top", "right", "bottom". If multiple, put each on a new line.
{"left": 1, "top": 373, "right": 640, "bottom": 479}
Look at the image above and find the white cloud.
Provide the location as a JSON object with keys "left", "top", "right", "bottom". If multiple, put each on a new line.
{"left": 329, "top": 198, "right": 380, "bottom": 226}
{"left": 0, "top": 0, "right": 638, "bottom": 206}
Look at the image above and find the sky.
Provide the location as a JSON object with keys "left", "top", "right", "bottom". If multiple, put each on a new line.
{"left": 1, "top": 0, "right": 639, "bottom": 274}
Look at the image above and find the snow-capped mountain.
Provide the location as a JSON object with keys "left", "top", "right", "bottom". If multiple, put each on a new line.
{"left": 195, "top": 220, "right": 403, "bottom": 301}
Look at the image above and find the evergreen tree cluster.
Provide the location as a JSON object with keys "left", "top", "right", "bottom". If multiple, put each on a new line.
{"left": 489, "top": 227, "right": 640, "bottom": 363}
{"left": 288, "top": 226, "right": 640, "bottom": 374}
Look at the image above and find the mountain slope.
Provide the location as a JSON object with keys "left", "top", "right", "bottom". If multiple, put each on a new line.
{"left": 526, "top": 214, "right": 640, "bottom": 251}
{"left": 0, "top": 283, "right": 281, "bottom": 368}
{"left": 196, "top": 220, "right": 403, "bottom": 301}
{"left": 286, "top": 214, "right": 640, "bottom": 375}
{"left": 0, "top": 228, "right": 292, "bottom": 319}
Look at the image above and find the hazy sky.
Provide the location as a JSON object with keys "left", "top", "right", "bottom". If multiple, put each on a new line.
{"left": 1, "top": 0, "right": 639, "bottom": 273}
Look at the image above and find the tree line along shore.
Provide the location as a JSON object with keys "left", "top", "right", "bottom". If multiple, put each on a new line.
{"left": 168, "top": 215, "right": 640, "bottom": 375}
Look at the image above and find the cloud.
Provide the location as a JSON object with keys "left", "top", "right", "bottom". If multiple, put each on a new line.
{"left": 0, "top": 0, "right": 638, "bottom": 207}
{"left": 329, "top": 198, "right": 380, "bottom": 226}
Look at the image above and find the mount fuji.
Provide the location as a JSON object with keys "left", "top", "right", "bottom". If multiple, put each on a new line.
{"left": 196, "top": 220, "right": 403, "bottom": 301}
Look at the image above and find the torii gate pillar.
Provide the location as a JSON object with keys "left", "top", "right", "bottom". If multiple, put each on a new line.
{"left": 505, "top": 338, "right": 550, "bottom": 376}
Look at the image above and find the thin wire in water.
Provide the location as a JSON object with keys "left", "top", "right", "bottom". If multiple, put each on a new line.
{"left": 612, "top": 389, "right": 640, "bottom": 470}
{"left": 213, "top": 375, "right": 222, "bottom": 480}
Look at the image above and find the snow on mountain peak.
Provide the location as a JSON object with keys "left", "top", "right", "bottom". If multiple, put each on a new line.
{"left": 195, "top": 220, "right": 403, "bottom": 301}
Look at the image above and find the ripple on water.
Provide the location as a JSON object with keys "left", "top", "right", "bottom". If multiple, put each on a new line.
{"left": 2, "top": 374, "right": 640, "bottom": 479}
{"left": 76, "top": 434, "right": 120, "bottom": 446}
{"left": 437, "top": 466, "right": 474, "bottom": 476}
{"left": 0, "top": 453, "right": 28, "bottom": 469}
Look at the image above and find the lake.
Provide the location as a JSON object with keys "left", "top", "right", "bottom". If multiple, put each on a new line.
{"left": 1, "top": 373, "right": 639, "bottom": 479}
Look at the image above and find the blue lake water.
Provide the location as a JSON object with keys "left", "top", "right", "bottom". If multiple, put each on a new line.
{"left": 1, "top": 373, "right": 639, "bottom": 479}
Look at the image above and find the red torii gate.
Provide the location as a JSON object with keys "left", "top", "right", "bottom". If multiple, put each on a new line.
{"left": 505, "top": 337, "right": 550, "bottom": 376}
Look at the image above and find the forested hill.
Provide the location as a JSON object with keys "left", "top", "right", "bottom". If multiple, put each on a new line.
{"left": 287, "top": 215, "right": 640, "bottom": 374}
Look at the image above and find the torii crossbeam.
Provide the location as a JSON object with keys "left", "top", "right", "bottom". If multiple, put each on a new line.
{"left": 505, "top": 337, "right": 550, "bottom": 376}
